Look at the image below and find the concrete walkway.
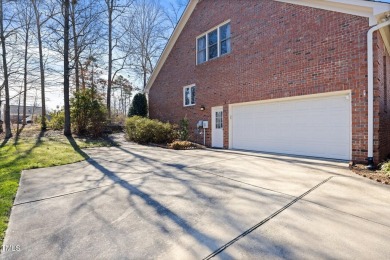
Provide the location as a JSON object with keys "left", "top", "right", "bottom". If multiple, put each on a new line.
{"left": 2, "top": 138, "right": 390, "bottom": 259}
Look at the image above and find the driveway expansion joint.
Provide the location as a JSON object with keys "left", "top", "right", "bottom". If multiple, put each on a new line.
{"left": 203, "top": 176, "right": 333, "bottom": 259}
{"left": 13, "top": 174, "right": 152, "bottom": 206}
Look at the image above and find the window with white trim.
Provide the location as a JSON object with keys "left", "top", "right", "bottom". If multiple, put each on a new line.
{"left": 197, "top": 36, "right": 206, "bottom": 64}
{"left": 219, "top": 23, "right": 231, "bottom": 56}
{"left": 183, "top": 85, "right": 196, "bottom": 106}
{"left": 196, "top": 21, "right": 231, "bottom": 64}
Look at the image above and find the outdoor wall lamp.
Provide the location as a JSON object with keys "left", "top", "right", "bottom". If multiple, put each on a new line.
{"left": 200, "top": 105, "right": 205, "bottom": 111}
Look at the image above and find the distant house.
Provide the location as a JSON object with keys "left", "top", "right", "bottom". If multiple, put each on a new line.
{"left": 1, "top": 105, "right": 42, "bottom": 123}
{"left": 147, "top": 0, "right": 390, "bottom": 164}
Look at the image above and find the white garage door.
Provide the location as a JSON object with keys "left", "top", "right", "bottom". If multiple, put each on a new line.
{"left": 230, "top": 93, "right": 351, "bottom": 160}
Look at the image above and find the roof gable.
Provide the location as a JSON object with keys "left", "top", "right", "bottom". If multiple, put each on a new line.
{"left": 146, "top": 0, "right": 390, "bottom": 92}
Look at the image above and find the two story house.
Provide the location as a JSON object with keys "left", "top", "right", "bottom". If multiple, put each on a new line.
{"left": 147, "top": 0, "right": 390, "bottom": 164}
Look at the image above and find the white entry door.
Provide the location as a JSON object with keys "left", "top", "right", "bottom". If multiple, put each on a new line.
{"left": 212, "top": 106, "right": 224, "bottom": 148}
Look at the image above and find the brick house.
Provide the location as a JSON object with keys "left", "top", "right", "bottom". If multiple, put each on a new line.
{"left": 1, "top": 105, "right": 42, "bottom": 123}
{"left": 147, "top": 0, "right": 390, "bottom": 164}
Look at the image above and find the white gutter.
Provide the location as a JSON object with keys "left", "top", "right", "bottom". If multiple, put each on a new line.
{"left": 367, "top": 19, "right": 390, "bottom": 166}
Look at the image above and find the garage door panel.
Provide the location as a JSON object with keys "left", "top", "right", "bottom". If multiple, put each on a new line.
{"left": 231, "top": 94, "right": 351, "bottom": 160}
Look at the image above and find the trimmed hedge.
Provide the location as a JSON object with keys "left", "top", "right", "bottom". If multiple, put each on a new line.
{"left": 125, "top": 116, "right": 175, "bottom": 144}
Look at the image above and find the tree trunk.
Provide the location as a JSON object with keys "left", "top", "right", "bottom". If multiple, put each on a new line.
{"left": 32, "top": 0, "right": 46, "bottom": 130}
{"left": 22, "top": 22, "right": 29, "bottom": 126}
{"left": 80, "top": 61, "right": 86, "bottom": 90}
{"left": 71, "top": 3, "right": 79, "bottom": 92}
{"left": 107, "top": 1, "right": 113, "bottom": 119}
{"left": 0, "top": 0, "right": 12, "bottom": 138}
{"left": 63, "top": 0, "right": 71, "bottom": 136}
{"left": 120, "top": 86, "right": 124, "bottom": 115}
{"left": 16, "top": 91, "right": 21, "bottom": 134}
{"left": 143, "top": 69, "right": 147, "bottom": 90}
{"left": 0, "top": 89, "right": 3, "bottom": 133}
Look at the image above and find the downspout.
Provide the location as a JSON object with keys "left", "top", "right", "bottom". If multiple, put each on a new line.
{"left": 367, "top": 19, "right": 390, "bottom": 169}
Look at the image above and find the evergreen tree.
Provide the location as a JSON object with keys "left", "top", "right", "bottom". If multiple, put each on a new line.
{"left": 128, "top": 93, "right": 148, "bottom": 117}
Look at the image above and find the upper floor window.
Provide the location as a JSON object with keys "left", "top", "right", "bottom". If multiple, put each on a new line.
{"left": 208, "top": 29, "right": 218, "bottom": 60}
{"left": 197, "top": 21, "right": 231, "bottom": 64}
{"left": 197, "top": 36, "right": 206, "bottom": 64}
{"left": 183, "top": 85, "right": 196, "bottom": 106}
{"left": 220, "top": 23, "right": 231, "bottom": 55}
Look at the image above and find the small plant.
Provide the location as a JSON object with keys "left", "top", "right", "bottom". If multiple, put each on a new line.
{"left": 48, "top": 110, "right": 65, "bottom": 130}
{"left": 125, "top": 116, "right": 174, "bottom": 144}
{"left": 128, "top": 93, "right": 148, "bottom": 117}
{"left": 380, "top": 161, "right": 390, "bottom": 176}
{"left": 177, "top": 117, "right": 190, "bottom": 141}
{"left": 71, "top": 89, "right": 108, "bottom": 137}
{"left": 169, "top": 140, "right": 194, "bottom": 150}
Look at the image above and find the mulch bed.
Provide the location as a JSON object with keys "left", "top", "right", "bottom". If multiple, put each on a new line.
{"left": 351, "top": 164, "right": 390, "bottom": 185}
{"left": 149, "top": 142, "right": 206, "bottom": 150}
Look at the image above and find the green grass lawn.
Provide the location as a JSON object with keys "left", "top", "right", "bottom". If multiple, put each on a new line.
{"left": 0, "top": 131, "right": 116, "bottom": 245}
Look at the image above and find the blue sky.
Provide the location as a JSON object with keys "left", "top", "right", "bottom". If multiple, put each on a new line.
{"left": 372, "top": 0, "right": 390, "bottom": 3}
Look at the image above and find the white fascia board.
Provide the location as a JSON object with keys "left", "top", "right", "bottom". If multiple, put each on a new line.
{"left": 145, "top": 0, "right": 198, "bottom": 93}
{"left": 276, "top": 0, "right": 390, "bottom": 26}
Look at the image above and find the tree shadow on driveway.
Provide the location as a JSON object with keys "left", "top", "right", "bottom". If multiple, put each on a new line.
{"left": 66, "top": 136, "right": 232, "bottom": 258}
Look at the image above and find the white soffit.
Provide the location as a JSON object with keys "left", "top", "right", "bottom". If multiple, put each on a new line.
{"left": 277, "top": 0, "right": 390, "bottom": 26}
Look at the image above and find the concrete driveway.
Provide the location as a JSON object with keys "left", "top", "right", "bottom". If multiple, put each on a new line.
{"left": 2, "top": 139, "right": 390, "bottom": 259}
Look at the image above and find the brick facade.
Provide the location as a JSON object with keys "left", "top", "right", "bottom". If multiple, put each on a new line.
{"left": 149, "top": 0, "right": 390, "bottom": 163}
{"left": 376, "top": 33, "right": 390, "bottom": 162}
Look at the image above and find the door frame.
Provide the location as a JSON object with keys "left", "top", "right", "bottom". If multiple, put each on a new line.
{"left": 211, "top": 106, "right": 224, "bottom": 148}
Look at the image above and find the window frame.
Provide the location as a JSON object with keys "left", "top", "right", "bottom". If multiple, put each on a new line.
{"left": 215, "top": 111, "right": 223, "bottom": 129}
{"left": 208, "top": 29, "right": 219, "bottom": 60}
{"left": 196, "top": 20, "right": 231, "bottom": 65}
{"left": 183, "top": 84, "right": 196, "bottom": 107}
{"left": 197, "top": 36, "right": 206, "bottom": 64}
{"left": 219, "top": 23, "right": 231, "bottom": 56}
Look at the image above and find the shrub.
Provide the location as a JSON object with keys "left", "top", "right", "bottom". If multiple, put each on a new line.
{"left": 125, "top": 116, "right": 174, "bottom": 144}
{"left": 177, "top": 117, "right": 190, "bottom": 141}
{"left": 169, "top": 141, "right": 194, "bottom": 150}
{"left": 71, "top": 89, "right": 108, "bottom": 137}
{"left": 48, "top": 110, "right": 65, "bottom": 130}
{"left": 128, "top": 93, "right": 148, "bottom": 117}
{"left": 380, "top": 161, "right": 390, "bottom": 176}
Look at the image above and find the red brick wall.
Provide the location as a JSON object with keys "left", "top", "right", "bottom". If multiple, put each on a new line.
{"left": 149, "top": 0, "right": 372, "bottom": 162}
{"left": 376, "top": 32, "right": 390, "bottom": 163}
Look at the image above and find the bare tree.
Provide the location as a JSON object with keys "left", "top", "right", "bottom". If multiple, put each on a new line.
{"left": 111, "top": 75, "right": 132, "bottom": 115}
{"left": 63, "top": 0, "right": 71, "bottom": 135}
{"left": 17, "top": 1, "right": 34, "bottom": 126}
{"left": 124, "top": 0, "right": 166, "bottom": 90}
{"left": 70, "top": 0, "right": 102, "bottom": 92}
{"left": 104, "top": 0, "right": 133, "bottom": 118}
{"left": 0, "top": 0, "right": 12, "bottom": 138}
{"left": 164, "top": 0, "right": 188, "bottom": 33}
{"left": 70, "top": 0, "right": 80, "bottom": 92}
{"left": 32, "top": 0, "right": 52, "bottom": 130}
